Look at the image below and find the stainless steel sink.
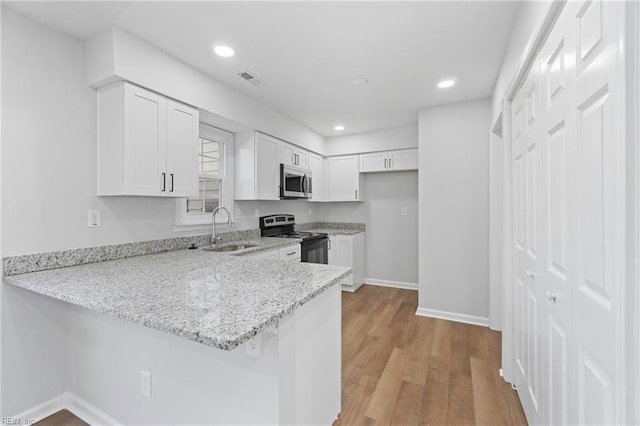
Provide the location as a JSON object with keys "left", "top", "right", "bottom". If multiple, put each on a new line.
{"left": 200, "top": 243, "right": 258, "bottom": 252}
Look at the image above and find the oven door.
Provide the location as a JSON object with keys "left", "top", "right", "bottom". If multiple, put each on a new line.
{"left": 281, "top": 164, "right": 312, "bottom": 198}
{"left": 301, "top": 237, "right": 328, "bottom": 264}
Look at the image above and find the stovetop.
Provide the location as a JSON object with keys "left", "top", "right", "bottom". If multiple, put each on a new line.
{"left": 259, "top": 214, "right": 327, "bottom": 241}
{"left": 270, "top": 231, "right": 327, "bottom": 240}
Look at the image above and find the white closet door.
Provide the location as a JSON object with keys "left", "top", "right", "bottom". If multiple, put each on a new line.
{"left": 566, "top": 1, "right": 625, "bottom": 424}
{"left": 511, "top": 59, "right": 543, "bottom": 423}
{"left": 510, "top": 1, "right": 625, "bottom": 425}
{"left": 539, "top": 9, "right": 573, "bottom": 425}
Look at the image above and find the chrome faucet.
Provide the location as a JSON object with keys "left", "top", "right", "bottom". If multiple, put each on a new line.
{"left": 212, "top": 206, "right": 232, "bottom": 245}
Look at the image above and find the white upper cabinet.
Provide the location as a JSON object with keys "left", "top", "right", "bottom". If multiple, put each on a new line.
{"left": 358, "top": 152, "right": 387, "bottom": 172}
{"left": 359, "top": 148, "right": 418, "bottom": 172}
{"left": 281, "top": 142, "right": 309, "bottom": 169}
{"left": 234, "top": 131, "right": 280, "bottom": 200}
{"left": 328, "top": 155, "right": 363, "bottom": 201}
{"left": 166, "top": 99, "right": 200, "bottom": 197}
{"left": 308, "top": 153, "right": 326, "bottom": 202}
{"left": 97, "top": 82, "right": 199, "bottom": 197}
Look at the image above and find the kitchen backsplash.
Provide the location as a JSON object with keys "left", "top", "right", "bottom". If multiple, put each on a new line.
{"left": 3, "top": 223, "right": 364, "bottom": 276}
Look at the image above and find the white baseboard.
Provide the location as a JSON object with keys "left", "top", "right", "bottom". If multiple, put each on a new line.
{"left": 66, "top": 393, "right": 121, "bottom": 426}
{"left": 341, "top": 281, "right": 364, "bottom": 293}
{"left": 364, "top": 278, "right": 418, "bottom": 291}
{"left": 11, "top": 393, "right": 67, "bottom": 424}
{"left": 415, "top": 307, "right": 489, "bottom": 327}
{"left": 10, "top": 392, "right": 120, "bottom": 426}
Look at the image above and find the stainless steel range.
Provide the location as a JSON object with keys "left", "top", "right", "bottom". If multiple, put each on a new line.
{"left": 260, "top": 214, "right": 329, "bottom": 264}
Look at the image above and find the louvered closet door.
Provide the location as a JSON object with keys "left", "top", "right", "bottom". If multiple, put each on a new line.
{"left": 511, "top": 59, "right": 544, "bottom": 423}
{"left": 510, "top": 1, "right": 625, "bottom": 424}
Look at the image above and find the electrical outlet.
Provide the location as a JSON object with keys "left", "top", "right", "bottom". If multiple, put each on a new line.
{"left": 140, "top": 370, "right": 152, "bottom": 398}
{"left": 254, "top": 208, "right": 260, "bottom": 218}
{"left": 308, "top": 207, "right": 313, "bottom": 216}
{"left": 401, "top": 207, "right": 408, "bottom": 216}
{"left": 245, "top": 334, "right": 262, "bottom": 357}
{"left": 88, "top": 209, "right": 102, "bottom": 228}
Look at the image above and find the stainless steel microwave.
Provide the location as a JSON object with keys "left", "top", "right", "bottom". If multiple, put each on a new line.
{"left": 280, "top": 164, "right": 312, "bottom": 199}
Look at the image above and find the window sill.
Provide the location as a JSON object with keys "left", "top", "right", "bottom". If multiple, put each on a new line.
{"left": 173, "top": 220, "right": 238, "bottom": 234}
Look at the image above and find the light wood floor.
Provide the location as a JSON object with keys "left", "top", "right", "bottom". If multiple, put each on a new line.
{"left": 34, "top": 410, "right": 88, "bottom": 426}
{"left": 35, "top": 285, "right": 526, "bottom": 426}
{"left": 335, "top": 284, "right": 527, "bottom": 426}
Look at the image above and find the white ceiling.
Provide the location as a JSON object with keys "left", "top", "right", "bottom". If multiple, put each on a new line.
{"left": 5, "top": 1, "right": 520, "bottom": 137}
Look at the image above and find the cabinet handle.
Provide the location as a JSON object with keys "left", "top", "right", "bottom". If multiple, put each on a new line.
{"left": 296, "top": 154, "right": 300, "bottom": 165}
{"left": 384, "top": 158, "right": 387, "bottom": 169}
{"left": 526, "top": 270, "right": 535, "bottom": 279}
{"left": 286, "top": 251, "right": 296, "bottom": 256}
{"left": 355, "top": 189, "right": 358, "bottom": 199}
{"left": 170, "top": 174, "right": 174, "bottom": 192}
{"left": 161, "top": 173, "right": 166, "bottom": 192}
{"left": 328, "top": 240, "right": 332, "bottom": 250}
{"left": 389, "top": 158, "right": 392, "bottom": 169}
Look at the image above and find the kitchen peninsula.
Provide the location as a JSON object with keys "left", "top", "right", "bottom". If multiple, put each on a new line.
{"left": 4, "top": 245, "right": 350, "bottom": 425}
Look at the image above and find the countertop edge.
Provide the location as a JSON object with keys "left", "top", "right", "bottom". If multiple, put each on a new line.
{"left": 3, "top": 265, "right": 352, "bottom": 351}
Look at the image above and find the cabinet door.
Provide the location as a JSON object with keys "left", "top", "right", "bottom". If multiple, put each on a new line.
{"left": 249, "top": 249, "right": 279, "bottom": 260}
{"left": 279, "top": 244, "right": 301, "bottom": 261}
{"left": 327, "top": 237, "right": 337, "bottom": 265}
{"left": 123, "top": 84, "right": 166, "bottom": 195}
{"left": 333, "top": 236, "right": 353, "bottom": 285}
{"left": 328, "top": 155, "right": 360, "bottom": 201}
{"left": 280, "top": 143, "right": 296, "bottom": 167}
{"left": 308, "top": 153, "right": 325, "bottom": 202}
{"left": 294, "top": 148, "right": 309, "bottom": 169}
{"left": 359, "top": 152, "right": 388, "bottom": 172}
{"left": 256, "top": 134, "right": 280, "bottom": 200}
{"left": 166, "top": 99, "right": 199, "bottom": 197}
{"left": 388, "top": 148, "right": 418, "bottom": 171}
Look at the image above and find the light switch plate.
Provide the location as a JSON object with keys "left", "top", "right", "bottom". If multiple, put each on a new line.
{"left": 401, "top": 207, "right": 408, "bottom": 216}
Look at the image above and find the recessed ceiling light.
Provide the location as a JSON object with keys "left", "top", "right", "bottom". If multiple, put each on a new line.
{"left": 334, "top": 125, "right": 345, "bottom": 131}
{"left": 352, "top": 78, "right": 368, "bottom": 86}
{"left": 214, "top": 45, "right": 235, "bottom": 58}
{"left": 437, "top": 79, "right": 456, "bottom": 89}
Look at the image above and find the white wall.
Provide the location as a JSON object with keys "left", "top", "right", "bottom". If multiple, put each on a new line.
{"left": 417, "top": 98, "right": 491, "bottom": 323}
{"left": 233, "top": 200, "right": 319, "bottom": 230}
{"left": 86, "top": 27, "right": 326, "bottom": 155}
{"left": 67, "top": 304, "right": 281, "bottom": 425}
{"left": 320, "top": 171, "right": 419, "bottom": 286}
{"left": 324, "top": 125, "right": 417, "bottom": 156}
{"left": 1, "top": 286, "right": 68, "bottom": 416}
{"left": 1, "top": 8, "right": 192, "bottom": 256}
{"left": 491, "top": 1, "right": 552, "bottom": 123}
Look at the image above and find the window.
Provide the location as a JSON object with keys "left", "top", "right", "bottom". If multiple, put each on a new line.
{"left": 176, "top": 124, "right": 234, "bottom": 228}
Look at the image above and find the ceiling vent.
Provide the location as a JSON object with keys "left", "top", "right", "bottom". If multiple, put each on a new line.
{"left": 238, "top": 70, "right": 264, "bottom": 86}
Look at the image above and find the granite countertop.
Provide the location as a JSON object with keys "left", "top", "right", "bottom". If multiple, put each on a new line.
{"left": 4, "top": 249, "right": 351, "bottom": 350}
{"left": 206, "top": 236, "right": 301, "bottom": 256}
{"left": 307, "top": 228, "right": 365, "bottom": 236}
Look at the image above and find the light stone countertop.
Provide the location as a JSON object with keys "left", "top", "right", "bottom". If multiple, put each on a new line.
{"left": 211, "top": 236, "right": 302, "bottom": 256}
{"left": 4, "top": 248, "right": 351, "bottom": 350}
{"left": 306, "top": 228, "right": 365, "bottom": 236}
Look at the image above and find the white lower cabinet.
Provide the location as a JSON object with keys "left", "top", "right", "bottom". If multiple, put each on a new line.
{"left": 328, "top": 233, "right": 365, "bottom": 292}
{"left": 248, "top": 244, "right": 300, "bottom": 261}
{"left": 248, "top": 249, "right": 280, "bottom": 261}
{"left": 278, "top": 244, "right": 301, "bottom": 261}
